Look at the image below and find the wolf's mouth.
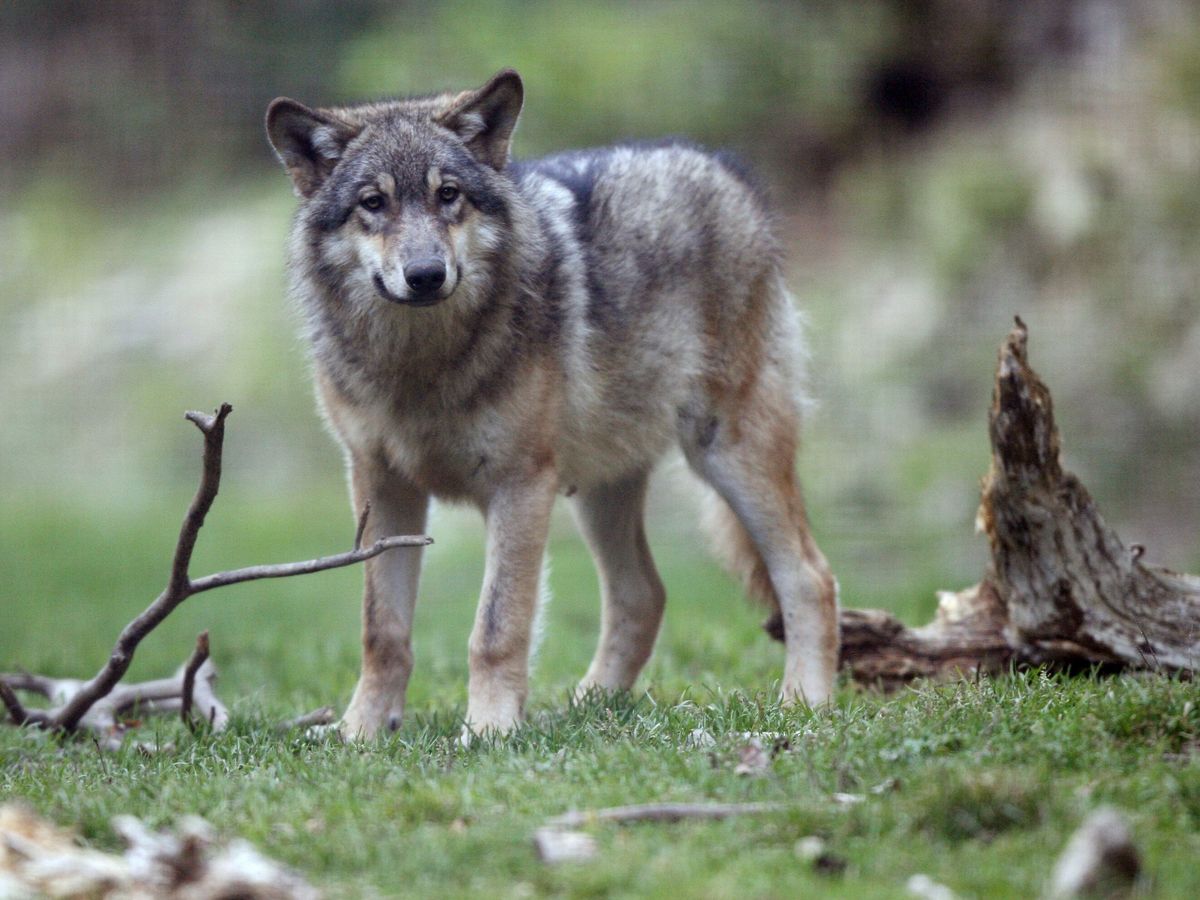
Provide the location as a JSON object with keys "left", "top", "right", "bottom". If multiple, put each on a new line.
{"left": 372, "top": 273, "right": 447, "bottom": 308}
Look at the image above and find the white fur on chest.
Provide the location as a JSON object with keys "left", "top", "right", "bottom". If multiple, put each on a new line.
{"left": 326, "top": 394, "right": 495, "bottom": 501}
{"left": 326, "top": 372, "right": 682, "bottom": 503}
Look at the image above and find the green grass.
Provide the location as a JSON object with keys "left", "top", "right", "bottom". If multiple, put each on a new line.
{"left": 1, "top": 491, "right": 1198, "bottom": 897}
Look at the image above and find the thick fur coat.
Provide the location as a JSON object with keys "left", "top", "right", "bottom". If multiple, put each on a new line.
{"left": 266, "top": 70, "right": 838, "bottom": 738}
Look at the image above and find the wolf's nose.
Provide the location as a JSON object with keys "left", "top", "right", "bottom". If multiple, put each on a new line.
{"left": 404, "top": 259, "right": 446, "bottom": 293}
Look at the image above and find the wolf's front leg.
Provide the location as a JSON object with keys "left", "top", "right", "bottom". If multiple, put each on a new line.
{"left": 464, "top": 467, "right": 557, "bottom": 738}
{"left": 341, "top": 455, "right": 430, "bottom": 740}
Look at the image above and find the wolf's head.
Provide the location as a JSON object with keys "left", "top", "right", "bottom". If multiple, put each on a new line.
{"left": 266, "top": 70, "right": 522, "bottom": 310}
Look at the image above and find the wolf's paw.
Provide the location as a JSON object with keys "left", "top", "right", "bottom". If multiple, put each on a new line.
{"left": 458, "top": 713, "right": 520, "bottom": 748}
{"left": 572, "top": 679, "right": 626, "bottom": 706}
{"left": 339, "top": 704, "right": 403, "bottom": 742}
{"left": 304, "top": 722, "right": 345, "bottom": 742}
{"left": 779, "top": 681, "right": 833, "bottom": 710}
{"left": 572, "top": 680, "right": 596, "bottom": 704}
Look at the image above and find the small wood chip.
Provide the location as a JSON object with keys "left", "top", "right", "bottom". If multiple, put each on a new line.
{"left": 831, "top": 792, "right": 865, "bottom": 806}
{"left": 794, "top": 836, "right": 826, "bottom": 861}
{"left": 1049, "top": 807, "right": 1140, "bottom": 898}
{"left": 907, "top": 873, "right": 958, "bottom": 900}
{"left": 533, "top": 828, "right": 597, "bottom": 864}
{"left": 795, "top": 835, "right": 848, "bottom": 875}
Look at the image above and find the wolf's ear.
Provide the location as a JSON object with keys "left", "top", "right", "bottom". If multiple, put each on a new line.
{"left": 265, "top": 99, "right": 359, "bottom": 198}
{"left": 437, "top": 69, "right": 524, "bottom": 170}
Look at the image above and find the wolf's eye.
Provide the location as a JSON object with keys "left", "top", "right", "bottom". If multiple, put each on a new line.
{"left": 360, "top": 194, "right": 385, "bottom": 212}
{"left": 438, "top": 185, "right": 460, "bottom": 204}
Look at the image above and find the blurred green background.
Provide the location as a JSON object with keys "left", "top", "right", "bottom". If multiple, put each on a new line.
{"left": 1, "top": 0, "right": 1198, "bottom": 708}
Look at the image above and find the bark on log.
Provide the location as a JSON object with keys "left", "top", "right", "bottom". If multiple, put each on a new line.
{"left": 839, "top": 318, "right": 1200, "bottom": 686}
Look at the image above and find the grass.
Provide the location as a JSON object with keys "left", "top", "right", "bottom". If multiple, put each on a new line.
{"left": 3, "top": 16, "right": 1198, "bottom": 892}
{"left": 1, "top": 489, "right": 1199, "bottom": 898}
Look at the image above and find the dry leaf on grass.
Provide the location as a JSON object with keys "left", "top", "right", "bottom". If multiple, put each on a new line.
{"left": 0, "top": 803, "right": 319, "bottom": 899}
{"left": 733, "top": 738, "right": 771, "bottom": 776}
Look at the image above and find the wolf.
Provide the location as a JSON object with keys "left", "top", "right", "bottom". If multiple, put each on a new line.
{"left": 265, "top": 69, "right": 839, "bottom": 739}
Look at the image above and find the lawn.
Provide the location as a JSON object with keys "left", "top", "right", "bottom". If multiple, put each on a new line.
{"left": 2, "top": 485, "right": 1198, "bottom": 898}
{"left": 4, "top": 7, "right": 1199, "bottom": 892}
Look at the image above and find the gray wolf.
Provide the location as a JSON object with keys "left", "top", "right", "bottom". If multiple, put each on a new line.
{"left": 265, "top": 69, "right": 839, "bottom": 739}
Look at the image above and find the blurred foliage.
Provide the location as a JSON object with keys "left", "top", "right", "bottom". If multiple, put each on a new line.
{"left": 0, "top": 0, "right": 1197, "bottom": 629}
{"left": 0, "top": 0, "right": 1085, "bottom": 198}
{"left": 335, "top": 0, "right": 895, "bottom": 178}
{"left": 1, "top": 13, "right": 1198, "bottom": 893}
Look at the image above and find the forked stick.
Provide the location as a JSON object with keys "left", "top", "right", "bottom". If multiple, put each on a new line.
{"left": 0, "top": 404, "right": 432, "bottom": 737}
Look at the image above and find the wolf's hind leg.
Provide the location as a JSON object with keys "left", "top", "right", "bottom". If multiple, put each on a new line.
{"left": 341, "top": 456, "right": 429, "bottom": 740}
{"left": 571, "top": 470, "right": 666, "bottom": 696}
{"left": 680, "top": 384, "right": 838, "bottom": 706}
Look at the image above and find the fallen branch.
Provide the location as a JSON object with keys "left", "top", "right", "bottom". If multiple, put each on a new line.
{"left": 548, "top": 801, "right": 786, "bottom": 829}
{"left": 838, "top": 319, "right": 1200, "bottom": 685}
{"left": 0, "top": 403, "right": 431, "bottom": 740}
{"left": 1, "top": 656, "right": 227, "bottom": 745}
{"left": 533, "top": 802, "right": 788, "bottom": 864}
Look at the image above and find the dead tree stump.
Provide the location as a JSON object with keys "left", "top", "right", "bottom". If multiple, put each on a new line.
{"left": 840, "top": 318, "right": 1200, "bottom": 686}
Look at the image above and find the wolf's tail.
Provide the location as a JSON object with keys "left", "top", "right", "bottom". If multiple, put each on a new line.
{"left": 702, "top": 492, "right": 786, "bottom": 642}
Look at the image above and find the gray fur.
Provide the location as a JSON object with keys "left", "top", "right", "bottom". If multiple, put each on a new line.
{"left": 266, "top": 70, "right": 838, "bottom": 739}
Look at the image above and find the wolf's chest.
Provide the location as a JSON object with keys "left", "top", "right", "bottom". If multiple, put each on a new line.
{"left": 377, "top": 411, "right": 495, "bottom": 502}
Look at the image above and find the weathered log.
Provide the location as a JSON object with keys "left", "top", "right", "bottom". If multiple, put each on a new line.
{"left": 838, "top": 583, "right": 1014, "bottom": 689}
{"left": 839, "top": 318, "right": 1200, "bottom": 686}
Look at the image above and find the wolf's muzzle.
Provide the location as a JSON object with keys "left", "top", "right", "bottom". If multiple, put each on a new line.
{"left": 373, "top": 271, "right": 446, "bottom": 308}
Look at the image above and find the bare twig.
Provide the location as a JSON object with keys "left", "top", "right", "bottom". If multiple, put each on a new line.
{"left": 3, "top": 403, "right": 431, "bottom": 739}
{"left": 173, "top": 404, "right": 233, "bottom": 595}
{"left": 180, "top": 631, "right": 210, "bottom": 731}
{"left": 105, "top": 676, "right": 190, "bottom": 715}
{"left": 548, "top": 801, "right": 786, "bottom": 829}
{"left": 186, "top": 533, "right": 431, "bottom": 595}
{"left": 277, "top": 706, "right": 336, "bottom": 733}
{"left": 0, "top": 672, "right": 72, "bottom": 701}
{"left": 355, "top": 501, "right": 371, "bottom": 550}
{"left": 186, "top": 658, "right": 229, "bottom": 731}
{"left": 0, "top": 681, "right": 31, "bottom": 726}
